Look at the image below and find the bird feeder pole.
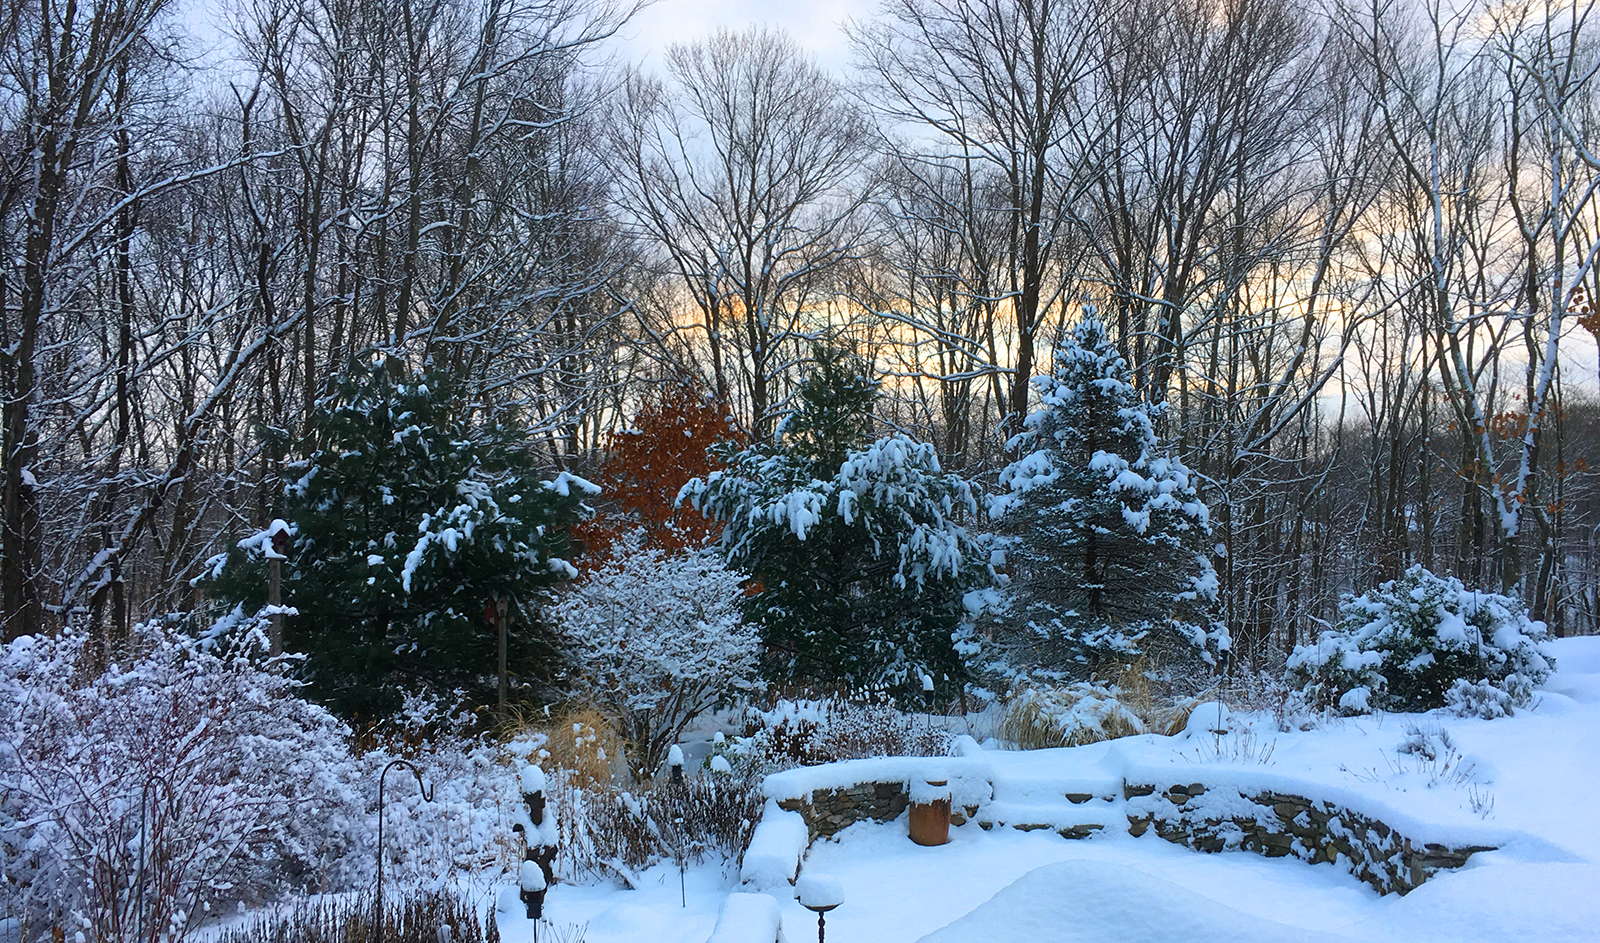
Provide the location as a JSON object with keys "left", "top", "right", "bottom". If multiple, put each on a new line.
{"left": 266, "top": 522, "right": 291, "bottom": 657}
{"left": 376, "top": 759, "right": 433, "bottom": 943}
{"left": 485, "top": 593, "right": 510, "bottom": 713}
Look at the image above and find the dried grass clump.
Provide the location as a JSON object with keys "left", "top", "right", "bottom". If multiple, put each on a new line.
{"left": 541, "top": 707, "right": 624, "bottom": 787}
{"left": 995, "top": 657, "right": 1219, "bottom": 749}
{"left": 997, "top": 683, "right": 1149, "bottom": 749}
{"left": 213, "top": 889, "right": 489, "bottom": 943}
{"left": 1152, "top": 695, "right": 1206, "bottom": 736}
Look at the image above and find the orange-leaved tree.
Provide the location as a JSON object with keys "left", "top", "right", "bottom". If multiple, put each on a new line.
{"left": 578, "top": 380, "right": 743, "bottom": 559}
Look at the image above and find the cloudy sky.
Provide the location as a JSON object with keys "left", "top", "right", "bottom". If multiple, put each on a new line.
{"left": 609, "top": 0, "right": 865, "bottom": 70}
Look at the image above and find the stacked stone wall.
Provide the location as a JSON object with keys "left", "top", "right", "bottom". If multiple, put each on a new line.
{"left": 775, "top": 782, "right": 910, "bottom": 839}
{"left": 1125, "top": 782, "right": 1493, "bottom": 894}
{"left": 763, "top": 770, "right": 1493, "bottom": 896}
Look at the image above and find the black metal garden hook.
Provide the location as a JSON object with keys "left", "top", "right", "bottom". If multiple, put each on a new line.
{"left": 134, "top": 773, "right": 177, "bottom": 943}
{"left": 375, "top": 759, "right": 434, "bottom": 943}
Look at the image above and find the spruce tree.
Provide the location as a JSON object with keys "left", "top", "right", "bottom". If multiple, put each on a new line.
{"left": 207, "top": 358, "right": 594, "bottom": 717}
{"left": 988, "top": 318, "right": 1221, "bottom": 675}
{"left": 684, "top": 345, "right": 995, "bottom": 699}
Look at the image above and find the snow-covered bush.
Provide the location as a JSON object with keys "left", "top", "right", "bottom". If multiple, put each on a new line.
{"left": 204, "top": 357, "right": 594, "bottom": 718}
{"left": 0, "top": 614, "right": 367, "bottom": 943}
{"left": 683, "top": 345, "right": 998, "bottom": 698}
{"left": 547, "top": 773, "right": 762, "bottom": 881}
{"left": 996, "top": 682, "right": 1150, "bottom": 749}
{"left": 553, "top": 534, "right": 759, "bottom": 779}
{"left": 717, "top": 697, "right": 955, "bottom": 775}
{"left": 1286, "top": 566, "right": 1555, "bottom": 715}
{"left": 1444, "top": 678, "right": 1521, "bottom": 720}
{"left": 369, "top": 703, "right": 532, "bottom": 891}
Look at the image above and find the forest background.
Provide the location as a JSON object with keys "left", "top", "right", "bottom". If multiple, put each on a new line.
{"left": 7, "top": 0, "right": 1600, "bottom": 682}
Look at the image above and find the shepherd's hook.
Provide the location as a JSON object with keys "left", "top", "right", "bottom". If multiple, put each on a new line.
{"left": 376, "top": 759, "right": 434, "bottom": 943}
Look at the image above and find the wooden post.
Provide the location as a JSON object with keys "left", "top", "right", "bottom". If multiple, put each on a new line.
{"left": 498, "top": 608, "right": 507, "bottom": 711}
{"left": 267, "top": 521, "right": 290, "bottom": 657}
{"left": 267, "top": 556, "right": 282, "bottom": 656}
{"left": 909, "top": 780, "right": 951, "bottom": 846}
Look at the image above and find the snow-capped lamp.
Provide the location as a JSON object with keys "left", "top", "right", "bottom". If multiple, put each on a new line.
{"left": 519, "top": 860, "right": 547, "bottom": 917}
{"left": 668, "top": 743, "right": 685, "bottom": 785}
{"left": 797, "top": 873, "right": 844, "bottom": 943}
{"left": 513, "top": 763, "right": 557, "bottom": 920}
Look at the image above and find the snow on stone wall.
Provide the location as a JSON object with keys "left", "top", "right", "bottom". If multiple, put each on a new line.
{"left": 749, "top": 745, "right": 1502, "bottom": 897}
{"left": 1125, "top": 781, "right": 1494, "bottom": 894}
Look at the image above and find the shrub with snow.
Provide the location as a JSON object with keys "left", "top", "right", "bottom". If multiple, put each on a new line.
{"left": 204, "top": 357, "right": 594, "bottom": 718}
{"left": 0, "top": 614, "right": 367, "bottom": 943}
{"left": 718, "top": 697, "right": 955, "bottom": 775}
{"left": 544, "top": 769, "right": 762, "bottom": 881}
{"left": 1286, "top": 566, "right": 1555, "bottom": 715}
{"left": 0, "top": 615, "right": 539, "bottom": 943}
{"left": 552, "top": 533, "right": 759, "bottom": 779}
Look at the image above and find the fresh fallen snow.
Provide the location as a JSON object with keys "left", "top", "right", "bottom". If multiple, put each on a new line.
{"left": 705, "top": 893, "right": 787, "bottom": 943}
{"left": 489, "top": 636, "right": 1600, "bottom": 943}
{"left": 915, "top": 860, "right": 1354, "bottom": 943}
{"left": 740, "top": 799, "right": 809, "bottom": 889}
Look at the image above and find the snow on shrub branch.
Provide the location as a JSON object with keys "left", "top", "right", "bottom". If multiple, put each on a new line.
{"left": 1286, "top": 565, "right": 1555, "bottom": 716}
{"left": 0, "top": 613, "right": 366, "bottom": 943}
{"left": 552, "top": 533, "right": 759, "bottom": 779}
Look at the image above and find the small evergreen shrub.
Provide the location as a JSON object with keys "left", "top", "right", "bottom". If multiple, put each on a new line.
{"left": 205, "top": 357, "right": 594, "bottom": 717}
{"left": 1286, "top": 566, "right": 1554, "bottom": 715}
{"left": 684, "top": 344, "right": 997, "bottom": 698}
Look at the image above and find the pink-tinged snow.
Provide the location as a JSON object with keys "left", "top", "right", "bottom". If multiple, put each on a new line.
{"left": 496, "top": 636, "right": 1600, "bottom": 943}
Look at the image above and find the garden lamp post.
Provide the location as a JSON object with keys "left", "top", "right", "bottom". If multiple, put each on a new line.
{"left": 797, "top": 873, "right": 844, "bottom": 943}
{"left": 520, "top": 860, "right": 547, "bottom": 943}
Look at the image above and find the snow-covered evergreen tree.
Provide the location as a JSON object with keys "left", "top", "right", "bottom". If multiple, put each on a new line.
{"left": 683, "top": 346, "right": 996, "bottom": 699}
{"left": 552, "top": 532, "right": 758, "bottom": 778}
{"left": 1287, "top": 565, "right": 1555, "bottom": 716}
{"left": 988, "top": 317, "right": 1221, "bottom": 675}
{"left": 207, "top": 357, "right": 595, "bottom": 717}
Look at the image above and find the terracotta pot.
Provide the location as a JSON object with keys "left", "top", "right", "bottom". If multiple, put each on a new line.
{"left": 909, "top": 780, "right": 951, "bottom": 846}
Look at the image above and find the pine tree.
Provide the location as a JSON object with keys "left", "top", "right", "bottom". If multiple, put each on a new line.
{"left": 988, "top": 318, "right": 1221, "bottom": 675}
{"left": 684, "top": 345, "right": 995, "bottom": 699}
{"left": 206, "top": 358, "right": 595, "bottom": 717}
{"left": 778, "top": 344, "right": 879, "bottom": 470}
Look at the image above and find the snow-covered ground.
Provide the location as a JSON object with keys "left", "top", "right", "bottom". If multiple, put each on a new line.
{"left": 504, "top": 635, "right": 1600, "bottom": 943}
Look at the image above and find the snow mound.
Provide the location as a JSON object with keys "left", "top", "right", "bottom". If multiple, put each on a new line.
{"left": 913, "top": 860, "right": 1355, "bottom": 943}
{"left": 706, "top": 892, "right": 787, "bottom": 943}
{"left": 740, "top": 800, "right": 809, "bottom": 889}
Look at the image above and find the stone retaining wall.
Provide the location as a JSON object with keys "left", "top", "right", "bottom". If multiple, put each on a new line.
{"left": 1124, "top": 782, "right": 1493, "bottom": 894}
{"left": 775, "top": 781, "right": 911, "bottom": 839}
